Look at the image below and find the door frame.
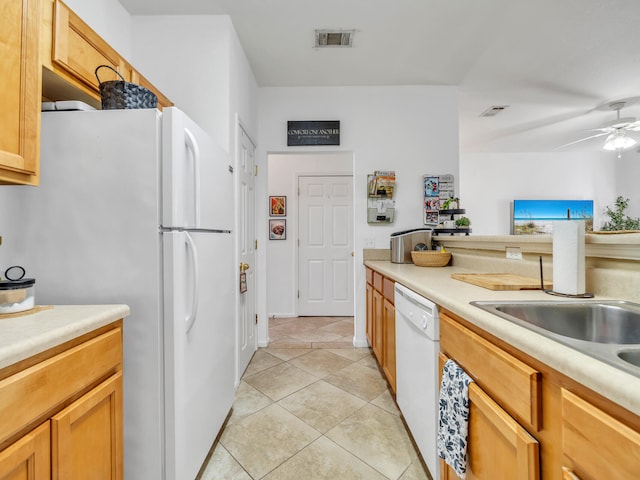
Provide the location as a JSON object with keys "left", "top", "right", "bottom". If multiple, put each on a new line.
{"left": 294, "top": 172, "right": 355, "bottom": 317}
{"left": 234, "top": 115, "right": 257, "bottom": 385}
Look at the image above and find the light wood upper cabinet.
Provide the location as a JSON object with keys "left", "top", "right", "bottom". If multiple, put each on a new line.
{"left": 0, "top": 0, "right": 41, "bottom": 185}
{"left": 42, "top": 0, "right": 173, "bottom": 109}
{"left": 52, "top": 0, "right": 127, "bottom": 91}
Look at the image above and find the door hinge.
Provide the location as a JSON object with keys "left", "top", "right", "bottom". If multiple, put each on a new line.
{"left": 255, "top": 165, "right": 258, "bottom": 176}
{"left": 255, "top": 314, "right": 258, "bottom": 325}
{"left": 297, "top": 290, "right": 300, "bottom": 299}
{"left": 255, "top": 239, "right": 258, "bottom": 250}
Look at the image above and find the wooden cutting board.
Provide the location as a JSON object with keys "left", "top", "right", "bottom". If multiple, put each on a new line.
{"left": 451, "top": 273, "right": 551, "bottom": 291}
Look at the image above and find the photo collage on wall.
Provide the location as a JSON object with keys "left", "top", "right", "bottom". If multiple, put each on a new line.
{"left": 423, "top": 174, "right": 455, "bottom": 226}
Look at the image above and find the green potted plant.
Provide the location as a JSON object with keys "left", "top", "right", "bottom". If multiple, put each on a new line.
{"left": 441, "top": 197, "right": 459, "bottom": 210}
{"left": 455, "top": 216, "right": 471, "bottom": 228}
{"left": 601, "top": 196, "right": 640, "bottom": 231}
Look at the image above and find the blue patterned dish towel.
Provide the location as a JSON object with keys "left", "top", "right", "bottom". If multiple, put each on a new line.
{"left": 437, "top": 359, "right": 474, "bottom": 479}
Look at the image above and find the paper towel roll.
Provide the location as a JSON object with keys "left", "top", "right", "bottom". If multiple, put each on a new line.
{"left": 552, "top": 221, "right": 585, "bottom": 295}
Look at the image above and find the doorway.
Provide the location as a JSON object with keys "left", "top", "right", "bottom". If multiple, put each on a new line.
{"left": 297, "top": 175, "right": 354, "bottom": 316}
{"left": 266, "top": 152, "right": 354, "bottom": 322}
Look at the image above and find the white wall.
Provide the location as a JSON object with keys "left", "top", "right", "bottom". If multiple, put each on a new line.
{"left": 131, "top": 16, "right": 230, "bottom": 149}
{"left": 267, "top": 153, "right": 353, "bottom": 317}
{"left": 64, "top": 0, "right": 132, "bottom": 58}
{"left": 615, "top": 151, "right": 640, "bottom": 219}
{"left": 130, "top": 15, "right": 259, "bottom": 152}
{"left": 257, "top": 86, "right": 459, "bottom": 346}
{"left": 459, "top": 151, "right": 618, "bottom": 234}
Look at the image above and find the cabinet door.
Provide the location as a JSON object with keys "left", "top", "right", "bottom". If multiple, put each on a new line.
{"left": 561, "top": 388, "right": 640, "bottom": 480}
{"left": 51, "top": 372, "right": 123, "bottom": 480}
{"left": 372, "top": 289, "right": 384, "bottom": 363}
{"left": 382, "top": 297, "right": 396, "bottom": 393}
{"left": 0, "top": 0, "right": 40, "bottom": 185}
{"left": 440, "top": 313, "right": 541, "bottom": 431}
{"left": 0, "top": 423, "right": 50, "bottom": 480}
{"left": 366, "top": 282, "right": 374, "bottom": 345}
{"left": 440, "top": 383, "right": 540, "bottom": 480}
{"left": 52, "top": 0, "right": 126, "bottom": 92}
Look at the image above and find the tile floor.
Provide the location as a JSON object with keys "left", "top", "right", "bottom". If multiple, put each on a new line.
{"left": 199, "top": 316, "right": 432, "bottom": 480}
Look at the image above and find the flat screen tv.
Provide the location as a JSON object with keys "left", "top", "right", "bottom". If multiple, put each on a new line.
{"left": 512, "top": 199, "right": 593, "bottom": 235}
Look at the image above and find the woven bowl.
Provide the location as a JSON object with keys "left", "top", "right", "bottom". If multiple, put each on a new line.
{"left": 411, "top": 250, "right": 452, "bottom": 267}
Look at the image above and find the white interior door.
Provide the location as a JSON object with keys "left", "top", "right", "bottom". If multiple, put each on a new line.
{"left": 298, "top": 175, "right": 354, "bottom": 316}
{"left": 236, "top": 124, "right": 257, "bottom": 383}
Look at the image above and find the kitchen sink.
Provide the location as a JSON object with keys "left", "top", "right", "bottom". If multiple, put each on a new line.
{"left": 471, "top": 300, "right": 640, "bottom": 377}
{"left": 618, "top": 349, "right": 640, "bottom": 368}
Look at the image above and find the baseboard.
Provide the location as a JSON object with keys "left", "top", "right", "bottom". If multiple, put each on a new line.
{"left": 352, "top": 337, "right": 369, "bottom": 348}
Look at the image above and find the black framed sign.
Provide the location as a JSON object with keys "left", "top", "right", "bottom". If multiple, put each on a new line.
{"left": 287, "top": 120, "right": 340, "bottom": 146}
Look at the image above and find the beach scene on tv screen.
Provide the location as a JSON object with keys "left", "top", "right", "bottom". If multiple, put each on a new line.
{"left": 513, "top": 200, "right": 594, "bottom": 234}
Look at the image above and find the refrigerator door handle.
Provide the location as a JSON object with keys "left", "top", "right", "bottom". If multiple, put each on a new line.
{"left": 184, "top": 128, "right": 201, "bottom": 228}
{"left": 184, "top": 232, "right": 200, "bottom": 333}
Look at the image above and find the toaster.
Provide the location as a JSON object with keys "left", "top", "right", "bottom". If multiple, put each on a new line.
{"left": 390, "top": 228, "right": 433, "bottom": 263}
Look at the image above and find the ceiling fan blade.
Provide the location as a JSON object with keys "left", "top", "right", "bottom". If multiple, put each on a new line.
{"left": 556, "top": 131, "right": 610, "bottom": 149}
{"left": 585, "top": 127, "right": 614, "bottom": 133}
{"left": 625, "top": 120, "right": 640, "bottom": 132}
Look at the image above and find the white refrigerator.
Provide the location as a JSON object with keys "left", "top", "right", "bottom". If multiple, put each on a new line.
{"left": 0, "top": 108, "right": 235, "bottom": 480}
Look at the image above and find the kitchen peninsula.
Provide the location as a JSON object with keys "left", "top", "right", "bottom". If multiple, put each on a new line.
{"left": 365, "top": 233, "right": 640, "bottom": 479}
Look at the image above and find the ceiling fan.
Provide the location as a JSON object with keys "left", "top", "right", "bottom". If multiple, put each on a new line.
{"left": 563, "top": 101, "right": 640, "bottom": 157}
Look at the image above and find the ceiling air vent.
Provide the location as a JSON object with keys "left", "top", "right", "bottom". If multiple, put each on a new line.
{"left": 480, "top": 105, "right": 510, "bottom": 117}
{"left": 315, "top": 30, "right": 355, "bottom": 48}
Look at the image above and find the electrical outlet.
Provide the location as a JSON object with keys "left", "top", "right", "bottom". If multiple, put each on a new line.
{"left": 506, "top": 247, "right": 522, "bottom": 260}
{"left": 364, "top": 237, "right": 375, "bottom": 248}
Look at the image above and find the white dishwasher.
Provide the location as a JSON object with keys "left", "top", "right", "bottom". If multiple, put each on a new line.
{"left": 394, "top": 283, "right": 440, "bottom": 478}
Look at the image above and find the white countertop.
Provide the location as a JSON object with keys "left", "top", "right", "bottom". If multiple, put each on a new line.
{"left": 365, "top": 260, "right": 640, "bottom": 417}
{"left": 0, "top": 304, "right": 130, "bottom": 370}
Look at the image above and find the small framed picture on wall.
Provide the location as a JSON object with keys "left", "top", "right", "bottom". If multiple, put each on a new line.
{"left": 269, "top": 219, "right": 286, "bottom": 240}
{"left": 269, "top": 196, "right": 286, "bottom": 216}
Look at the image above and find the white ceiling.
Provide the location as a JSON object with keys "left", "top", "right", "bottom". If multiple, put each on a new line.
{"left": 118, "top": 0, "right": 640, "bottom": 155}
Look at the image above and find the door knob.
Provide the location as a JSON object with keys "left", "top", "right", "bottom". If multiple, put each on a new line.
{"left": 240, "top": 263, "right": 250, "bottom": 272}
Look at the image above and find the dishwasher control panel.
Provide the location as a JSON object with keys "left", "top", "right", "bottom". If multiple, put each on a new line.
{"left": 394, "top": 283, "right": 439, "bottom": 340}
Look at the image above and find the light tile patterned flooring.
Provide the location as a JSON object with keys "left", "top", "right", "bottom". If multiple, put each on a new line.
{"left": 199, "top": 316, "right": 432, "bottom": 480}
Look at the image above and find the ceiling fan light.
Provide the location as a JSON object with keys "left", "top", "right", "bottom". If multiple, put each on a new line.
{"left": 603, "top": 132, "right": 637, "bottom": 151}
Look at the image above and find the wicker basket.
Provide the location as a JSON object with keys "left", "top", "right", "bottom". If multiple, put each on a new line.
{"left": 411, "top": 250, "right": 452, "bottom": 267}
{"left": 95, "top": 65, "right": 158, "bottom": 110}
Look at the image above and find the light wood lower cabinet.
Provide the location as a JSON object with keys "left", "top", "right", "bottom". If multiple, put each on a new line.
{"left": 372, "top": 288, "right": 384, "bottom": 363}
{"left": 561, "top": 388, "right": 640, "bottom": 480}
{"left": 439, "top": 308, "right": 640, "bottom": 479}
{"left": 51, "top": 372, "right": 122, "bottom": 480}
{"left": 366, "top": 282, "right": 374, "bottom": 346}
{"left": 439, "top": 352, "right": 540, "bottom": 480}
{"left": 0, "top": 323, "right": 123, "bottom": 480}
{"left": 365, "top": 267, "right": 396, "bottom": 393}
{"left": 0, "top": 422, "right": 50, "bottom": 480}
{"left": 382, "top": 296, "right": 396, "bottom": 392}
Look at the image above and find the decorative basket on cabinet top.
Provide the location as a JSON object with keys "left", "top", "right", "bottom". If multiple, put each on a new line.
{"left": 95, "top": 65, "right": 158, "bottom": 110}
